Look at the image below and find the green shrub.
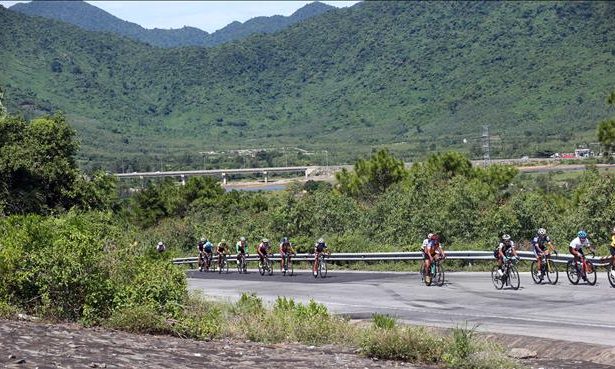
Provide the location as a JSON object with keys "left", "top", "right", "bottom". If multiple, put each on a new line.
{"left": 372, "top": 313, "right": 396, "bottom": 330}
{"left": 106, "top": 304, "right": 173, "bottom": 335}
{"left": 361, "top": 326, "right": 444, "bottom": 363}
{"left": 174, "top": 296, "right": 224, "bottom": 340}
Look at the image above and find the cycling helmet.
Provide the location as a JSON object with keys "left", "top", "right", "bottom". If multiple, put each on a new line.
{"left": 427, "top": 233, "right": 434, "bottom": 239}
{"left": 577, "top": 231, "right": 587, "bottom": 238}
{"left": 538, "top": 228, "right": 546, "bottom": 236}
{"left": 262, "top": 238, "right": 269, "bottom": 243}
{"left": 240, "top": 236, "right": 246, "bottom": 242}
{"left": 158, "top": 241, "right": 164, "bottom": 246}
{"left": 430, "top": 233, "right": 439, "bottom": 241}
{"left": 200, "top": 237, "right": 205, "bottom": 242}
{"left": 612, "top": 227, "right": 615, "bottom": 234}
{"left": 502, "top": 234, "right": 511, "bottom": 241}
{"left": 317, "top": 238, "right": 324, "bottom": 244}
{"left": 282, "top": 237, "right": 289, "bottom": 243}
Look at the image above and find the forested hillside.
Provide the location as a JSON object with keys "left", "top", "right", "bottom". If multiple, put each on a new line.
{"left": 9, "top": 0, "right": 335, "bottom": 48}
{"left": 1, "top": 1, "right": 614, "bottom": 171}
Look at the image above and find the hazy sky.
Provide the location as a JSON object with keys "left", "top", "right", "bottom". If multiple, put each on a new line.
{"left": 0, "top": 1, "right": 359, "bottom": 33}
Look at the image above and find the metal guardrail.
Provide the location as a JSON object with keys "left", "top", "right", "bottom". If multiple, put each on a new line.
{"left": 173, "top": 251, "right": 612, "bottom": 267}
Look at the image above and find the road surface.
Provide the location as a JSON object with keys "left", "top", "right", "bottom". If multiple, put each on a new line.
{"left": 187, "top": 270, "right": 615, "bottom": 346}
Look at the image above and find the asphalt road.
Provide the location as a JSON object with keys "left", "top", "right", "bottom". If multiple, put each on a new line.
{"left": 187, "top": 270, "right": 615, "bottom": 346}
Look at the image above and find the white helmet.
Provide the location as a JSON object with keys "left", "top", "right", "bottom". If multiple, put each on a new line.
{"left": 538, "top": 228, "right": 546, "bottom": 236}
{"left": 502, "top": 234, "right": 511, "bottom": 241}
{"left": 200, "top": 237, "right": 205, "bottom": 242}
{"left": 612, "top": 227, "right": 615, "bottom": 234}
{"left": 317, "top": 238, "right": 325, "bottom": 244}
{"left": 427, "top": 233, "right": 434, "bottom": 239}
{"left": 158, "top": 241, "right": 163, "bottom": 246}
{"left": 240, "top": 236, "right": 246, "bottom": 242}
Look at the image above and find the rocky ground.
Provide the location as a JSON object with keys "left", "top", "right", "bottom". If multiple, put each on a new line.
{"left": 1, "top": 319, "right": 613, "bottom": 369}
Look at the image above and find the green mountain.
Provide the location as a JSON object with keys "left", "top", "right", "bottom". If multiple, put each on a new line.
{"left": 9, "top": 0, "right": 335, "bottom": 48}
{"left": 1, "top": 2, "right": 614, "bottom": 172}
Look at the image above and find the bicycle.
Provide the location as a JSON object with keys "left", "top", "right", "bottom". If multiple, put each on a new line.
{"left": 608, "top": 255, "right": 615, "bottom": 288}
{"left": 421, "top": 256, "right": 445, "bottom": 286}
{"left": 218, "top": 253, "right": 229, "bottom": 274}
{"left": 566, "top": 251, "right": 596, "bottom": 285}
{"left": 313, "top": 252, "right": 328, "bottom": 278}
{"left": 237, "top": 253, "right": 248, "bottom": 274}
{"left": 258, "top": 254, "right": 274, "bottom": 276}
{"left": 491, "top": 257, "right": 520, "bottom": 290}
{"left": 530, "top": 252, "right": 558, "bottom": 285}
{"left": 281, "top": 252, "right": 294, "bottom": 276}
{"left": 199, "top": 252, "right": 213, "bottom": 272}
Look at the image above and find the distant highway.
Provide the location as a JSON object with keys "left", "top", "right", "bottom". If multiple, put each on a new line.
{"left": 188, "top": 271, "right": 615, "bottom": 348}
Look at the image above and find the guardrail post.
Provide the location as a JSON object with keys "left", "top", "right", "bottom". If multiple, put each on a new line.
{"left": 222, "top": 173, "right": 227, "bottom": 185}
{"left": 263, "top": 171, "right": 268, "bottom": 183}
{"left": 305, "top": 169, "right": 308, "bottom": 178}
{"left": 180, "top": 174, "right": 186, "bottom": 186}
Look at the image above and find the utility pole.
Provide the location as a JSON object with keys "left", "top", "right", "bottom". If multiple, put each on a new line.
{"left": 482, "top": 125, "right": 491, "bottom": 167}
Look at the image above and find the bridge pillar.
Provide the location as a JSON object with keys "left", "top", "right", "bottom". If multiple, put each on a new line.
{"left": 222, "top": 173, "right": 227, "bottom": 185}
{"left": 263, "top": 171, "right": 268, "bottom": 183}
{"left": 180, "top": 174, "right": 185, "bottom": 186}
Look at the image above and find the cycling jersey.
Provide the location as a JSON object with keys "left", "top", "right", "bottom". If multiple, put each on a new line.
{"left": 421, "top": 238, "right": 429, "bottom": 251}
{"left": 314, "top": 242, "right": 327, "bottom": 253}
{"left": 280, "top": 242, "right": 292, "bottom": 253}
{"left": 425, "top": 240, "right": 441, "bottom": 255}
{"left": 197, "top": 241, "right": 205, "bottom": 252}
{"left": 236, "top": 241, "right": 248, "bottom": 254}
{"left": 204, "top": 241, "right": 213, "bottom": 253}
{"left": 569, "top": 237, "right": 590, "bottom": 250}
{"left": 611, "top": 235, "right": 615, "bottom": 256}
{"left": 531, "top": 235, "right": 551, "bottom": 251}
{"left": 495, "top": 241, "right": 515, "bottom": 258}
{"left": 217, "top": 243, "right": 227, "bottom": 253}
{"left": 257, "top": 243, "right": 269, "bottom": 254}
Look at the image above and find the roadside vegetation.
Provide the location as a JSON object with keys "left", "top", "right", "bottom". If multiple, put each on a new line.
{"left": 3, "top": 96, "right": 615, "bottom": 367}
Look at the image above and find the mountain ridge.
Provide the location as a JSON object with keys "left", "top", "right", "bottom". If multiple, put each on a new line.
{"left": 9, "top": 0, "right": 336, "bottom": 48}
{"left": 1, "top": 2, "right": 614, "bottom": 172}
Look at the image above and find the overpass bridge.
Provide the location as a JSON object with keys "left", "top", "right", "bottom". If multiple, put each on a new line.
{"left": 115, "top": 157, "right": 577, "bottom": 186}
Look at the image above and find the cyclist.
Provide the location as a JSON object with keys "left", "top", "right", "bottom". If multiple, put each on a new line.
{"left": 197, "top": 238, "right": 208, "bottom": 271}
{"left": 156, "top": 241, "right": 166, "bottom": 253}
{"left": 569, "top": 231, "right": 593, "bottom": 279}
{"left": 279, "top": 237, "right": 295, "bottom": 272}
{"left": 216, "top": 239, "right": 228, "bottom": 269}
{"left": 531, "top": 228, "right": 556, "bottom": 279}
{"left": 424, "top": 234, "right": 446, "bottom": 284}
{"left": 494, "top": 234, "right": 519, "bottom": 277}
{"left": 236, "top": 236, "right": 249, "bottom": 270}
{"left": 610, "top": 227, "right": 615, "bottom": 276}
{"left": 257, "top": 238, "right": 271, "bottom": 267}
{"left": 313, "top": 238, "right": 329, "bottom": 276}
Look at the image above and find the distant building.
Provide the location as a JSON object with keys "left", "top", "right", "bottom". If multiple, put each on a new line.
{"left": 574, "top": 148, "right": 591, "bottom": 158}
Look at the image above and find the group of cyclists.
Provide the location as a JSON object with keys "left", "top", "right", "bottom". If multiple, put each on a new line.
{"left": 190, "top": 226, "right": 615, "bottom": 283}
{"left": 421, "top": 227, "right": 615, "bottom": 285}
{"left": 196, "top": 236, "right": 329, "bottom": 276}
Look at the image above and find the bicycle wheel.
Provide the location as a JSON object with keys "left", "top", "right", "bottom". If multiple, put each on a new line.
{"left": 546, "top": 259, "right": 558, "bottom": 285}
{"left": 508, "top": 265, "right": 520, "bottom": 290}
{"left": 608, "top": 264, "right": 615, "bottom": 288}
{"left": 320, "top": 257, "right": 327, "bottom": 278}
{"left": 436, "top": 263, "right": 445, "bottom": 286}
{"left": 425, "top": 264, "right": 434, "bottom": 286}
{"left": 585, "top": 260, "right": 596, "bottom": 285}
{"left": 566, "top": 260, "right": 580, "bottom": 285}
{"left": 237, "top": 258, "right": 242, "bottom": 274}
{"left": 419, "top": 264, "right": 425, "bottom": 283}
{"left": 223, "top": 258, "right": 229, "bottom": 274}
{"left": 530, "top": 261, "right": 541, "bottom": 284}
{"left": 491, "top": 265, "right": 504, "bottom": 290}
{"left": 258, "top": 260, "right": 265, "bottom": 276}
{"left": 289, "top": 258, "right": 294, "bottom": 276}
{"left": 267, "top": 259, "right": 273, "bottom": 276}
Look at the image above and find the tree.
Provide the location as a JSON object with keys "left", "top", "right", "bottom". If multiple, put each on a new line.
{"left": 597, "top": 91, "right": 615, "bottom": 155}
{"left": 335, "top": 149, "right": 406, "bottom": 200}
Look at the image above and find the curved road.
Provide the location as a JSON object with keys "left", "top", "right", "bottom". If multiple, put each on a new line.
{"left": 187, "top": 270, "right": 615, "bottom": 347}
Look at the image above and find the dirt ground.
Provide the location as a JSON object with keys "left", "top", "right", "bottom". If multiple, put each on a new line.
{"left": 1, "top": 319, "right": 613, "bottom": 369}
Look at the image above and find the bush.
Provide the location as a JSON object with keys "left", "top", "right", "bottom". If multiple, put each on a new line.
{"left": 105, "top": 304, "right": 173, "bottom": 335}
{"left": 361, "top": 326, "right": 444, "bottom": 363}
{"left": 372, "top": 313, "right": 396, "bottom": 330}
